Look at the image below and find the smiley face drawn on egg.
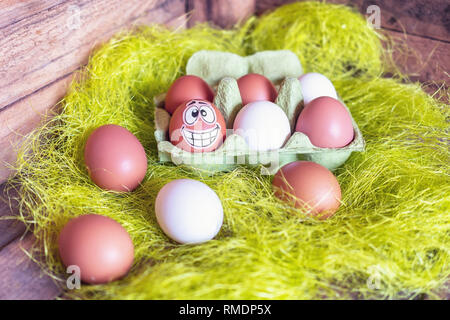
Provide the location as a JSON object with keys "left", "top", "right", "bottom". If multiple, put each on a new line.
{"left": 182, "top": 100, "right": 221, "bottom": 149}
{"left": 169, "top": 100, "right": 227, "bottom": 153}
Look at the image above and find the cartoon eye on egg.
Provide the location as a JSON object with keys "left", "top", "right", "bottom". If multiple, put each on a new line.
{"left": 169, "top": 100, "right": 227, "bottom": 153}
{"left": 184, "top": 101, "right": 216, "bottom": 125}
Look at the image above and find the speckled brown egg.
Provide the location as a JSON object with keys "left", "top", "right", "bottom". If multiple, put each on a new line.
{"left": 84, "top": 124, "right": 147, "bottom": 192}
{"left": 58, "top": 214, "right": 134, "bottom": 284}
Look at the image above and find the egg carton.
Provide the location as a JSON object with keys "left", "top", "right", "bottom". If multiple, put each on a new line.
{"left": 154, "top": 50, "right": 365, "bottom": 174}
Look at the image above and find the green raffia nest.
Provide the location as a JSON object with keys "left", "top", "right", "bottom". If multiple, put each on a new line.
{"left": 5, "top": 1, "right": 449, "bottom": 299}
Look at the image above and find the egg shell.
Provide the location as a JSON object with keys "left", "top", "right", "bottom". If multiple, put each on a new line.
{"left": 298, "top": 72, "right": 338, "bottom": 104}
{"left": 272, "top": 161, "right": 341, "bottom": 219}
{"left": 169, "top": 100, "right": 226, "bottom": 153}
{"left": 237, "top": 73, "right": 278, "bottom": 106}
{"left": 155, "top": 179, "right": 223, "bottom": 244}
{"left": 58, "top": 214, "right": 134, "bottom": 284}
{"left": 295, "top": 96, "right": 354, "bottom": 148}
{"left": 84, "top": 124, "right": 147, "bottom": 192}
{"left": 233, "top": 101, "right": 291, "bottom": 151}
{"left": 165, "top": 75, "right": 214, "bottom": 114}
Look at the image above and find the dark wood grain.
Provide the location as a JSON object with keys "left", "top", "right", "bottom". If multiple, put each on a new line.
{"left": 186, "top": 0, "right": 255, "bottom": 28}
{"left": 0, "top": 233, "right": 61, "bottom": 300}
{"left": 255, "top": 0, "right": 450, "bottom": 42}
{"left": 0, "top": 183, "right": 26, "bottom": 250}
{"left": 384, "top": 28, "right": 450, "bottom": 84}
{"left": 359, "top": 0, "right": 449, "bottom": 42}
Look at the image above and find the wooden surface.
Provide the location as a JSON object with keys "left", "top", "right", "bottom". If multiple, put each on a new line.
{"left": 0, "top": 233, "right": 60, "bottom": 300}
{"left": 186, "top": 0, "right": 255, "bottom": 28}
{"left": 0, "top": 0, "right": 187, "bottom": 182}
{"left": 0, "top": 0, "right": 448, "bottom": 300}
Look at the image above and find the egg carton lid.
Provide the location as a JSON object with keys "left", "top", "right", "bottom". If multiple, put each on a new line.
{"left": 186, "top": 50, "right": 303, "bottom": 86}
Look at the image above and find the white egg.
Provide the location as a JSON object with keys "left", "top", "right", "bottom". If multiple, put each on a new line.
{"left": 233, "top": 101, "right": 291, "bottom": 151}
{"left": 155, "top": 179, "right": 223, "bottom": 244}
{"left": 298, "top": 72, "right": 338, "bottom": 105}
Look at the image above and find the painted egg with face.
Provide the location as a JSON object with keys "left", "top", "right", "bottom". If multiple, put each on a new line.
{"left": 169, "top": 99, "right": 226, "bottom": 153}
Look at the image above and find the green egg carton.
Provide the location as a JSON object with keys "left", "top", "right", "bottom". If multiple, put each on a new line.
{"left": 154, "top": 50, "right": 365, "bottom": 174}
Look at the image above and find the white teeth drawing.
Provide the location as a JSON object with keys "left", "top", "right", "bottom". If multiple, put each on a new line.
{"left": 182, "top": 125, "right": 220, "bottom": 149}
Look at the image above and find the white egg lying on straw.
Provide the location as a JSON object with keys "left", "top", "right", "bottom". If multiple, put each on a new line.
{"left": 155, "top": 179, "right": 223, "bottom": 244}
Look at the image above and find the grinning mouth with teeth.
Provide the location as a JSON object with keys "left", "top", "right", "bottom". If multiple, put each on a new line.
{"left": 182, "top": 124, "right": 221, "bottom": 149}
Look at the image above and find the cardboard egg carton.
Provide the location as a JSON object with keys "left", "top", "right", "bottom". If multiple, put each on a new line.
{"left": 154, "top": 50, "right": 365, "bottom": 174}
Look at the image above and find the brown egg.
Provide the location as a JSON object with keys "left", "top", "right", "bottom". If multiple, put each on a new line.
{"left": 58, "top": 214, "right": 134, "bottom": 284}
{"left": 237, "top": 73, "right": 277, "bottom": 106}
{"left": 84, "top": 124, "right": 147, "bottom": 192}
{"left": 272, "top": 161, "right": 341, "bottom": 219}
{"left": 295, "top": 96, "right": 354, "bottom": 148}
{"left": 164, "top": 75, "right": 214, "bottom": 114}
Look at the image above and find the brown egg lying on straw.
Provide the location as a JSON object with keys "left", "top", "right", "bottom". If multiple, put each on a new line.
{"left": 58, "top": 214, "right": 134, "bottom": 284}
{"left": 272, "top": 161, "right": 341, "bottom": 219}
{"left": 84, "top": 124, "right": 147, "bottom": 192}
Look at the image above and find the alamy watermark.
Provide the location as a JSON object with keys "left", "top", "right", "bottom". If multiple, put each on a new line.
{"left": 366, "top": 5, "right": 381, "bottom": 29}
{"left": 366, "top": 265, "right": 382, "bottom": 290}
{"left": 66, "top": 265, "right": 81, "bottom": 289}
{"left": 66, "top": 5, "right": 82, "bottom": 31}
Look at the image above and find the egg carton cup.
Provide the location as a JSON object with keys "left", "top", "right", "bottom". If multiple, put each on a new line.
{"left": 154, "top": 50, "right": 365, "bottom": 174}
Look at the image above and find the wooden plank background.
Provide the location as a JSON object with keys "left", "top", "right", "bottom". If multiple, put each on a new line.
{"left": 0, "top": 0, "right": 448, "bottom": 300}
